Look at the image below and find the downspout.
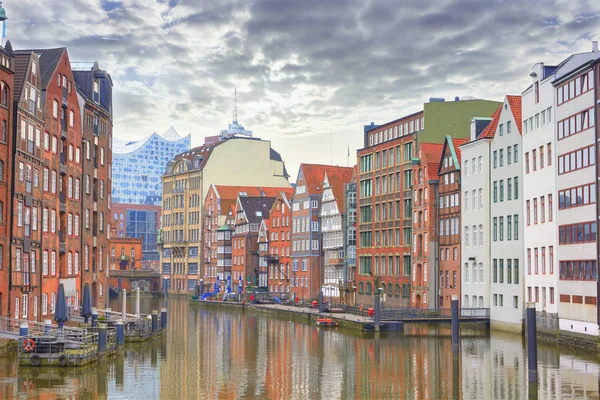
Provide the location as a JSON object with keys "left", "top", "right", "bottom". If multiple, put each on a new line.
{"left": 594, "top": 60, "right": 600, "bottom": 328}
{"left": 7, "top": 90, "right": 18, "bottom": 318}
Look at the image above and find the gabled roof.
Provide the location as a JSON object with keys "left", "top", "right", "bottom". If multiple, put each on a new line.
{"left": 438, "top": 136, "right": 468, "bottom": 175}
{"left": 323, "top": 168, "right": 355, "bottom": 212}
{"left": 298, "top": 164, "right": 354, "bottom": 196}
{"left": 506, "top": 95, "right": 523, "bottom": 135}
{"left": 13, "top": 52, "right": 32, "bottom": 104}
{"left": 477, "top": 106, "right": 502, "bottom": 140}
{"left": 419, "top": 143, "right": 444, "bottom": 180}
{"left": 553, "top": 49, "right": 600, "bottom": 82}
{"left": 211, "top": 185, "right": 294, "bottom": 217}
{"left": 237, "top": 196, "right": 277, "bottom": 224}
{"left": 16, "top": 48, "right": 65, "bottom": 88}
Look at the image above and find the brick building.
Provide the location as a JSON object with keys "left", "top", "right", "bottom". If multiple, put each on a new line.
{"left": 203, "top": 185, "right": 294, "bottom": 293}
{"left": 231, "top": 196, "right": 276, "bottom": 294}
{"left": 29, "top": 47, "right": 84, "bottom": 316}
{"left": 109, "top": 234, "right": 143, "bottom": 292}
{"left": 437, "top": 136, "right": 467, "bottom": 307}
{"left": 410, "top": 142, "right": 444, "bottom": 309}
{"left": 0, "top": 41, "right": 14, "bottom": 317}
{"left": 9, "top": 49, "right": 43, "bottom": 321}
{"left": 72, "top": 61, "right": 113, "bottom": 308}
{"left": 263, "top": 192, "right": 292, "bottom": 297}
{"left": 291, "top": 164, "right": 353, "bottom": 303}
{"left": 356, "top": 114, "right": 422, "bottom": 309}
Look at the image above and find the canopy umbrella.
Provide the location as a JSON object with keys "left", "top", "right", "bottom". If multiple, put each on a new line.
{"left": 55, "top": 283, "right": 68, "bottom": 329}
{"left": 227, "top": 275, "right": 232, "bottom": 294}
{"left": 238, "top": 276, "right": 243, "bottom": 294}
{"left": 214, "top": 276, "right": 220, "bottom": 294}
{"left": 81, "top": 283, "right": 92, "bottom": 323}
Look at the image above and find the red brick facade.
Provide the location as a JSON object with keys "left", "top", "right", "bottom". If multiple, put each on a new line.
{"left": 410, "top": 142, "right": 443, "bottom": 309}
{"left": 437, "top": 137, "right": 466, "bottom": 308}
{"left": 75, "top": 62, "right": 113, "bottom": 309}
{"left": 265, "top": 193, "right": 292, "bottom": 297}
{"left": 356, "top": 114, "right": 422, "bottom": 309}
{"left": 9, "top": 51, "right": 43, "bottom": 321}
{"left": 0, "top": 45, "right": 14, "bottom": 317}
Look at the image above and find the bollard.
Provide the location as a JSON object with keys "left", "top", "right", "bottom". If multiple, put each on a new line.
{"left": 19, "top": 323, "right": 29, "bottom": 339}
{"left": 122, "top": 289, "right": 127, "bottom": 322}
{"left": 526, "top": 302, "right": 538, "bottom": 382}
{"left": 451, "top": 294, "right": 459, "bottom": 351}
{"left": 374, "top": 292, "right": 381, "bottom": 332}
{"left": 91, "top": 309, "right": 99, "bottom": 327}
{"left": 116, "top": 319, "right": 124, "bottom": 347}
{"left": 98, "top": 323, "right": 107, "bottom": 354}
{"left": 318, "top": 291, "right": 324, "bottom": 313}
{"left": 151, "top": 310, "right": 158, "bottom": 334}
{"left": 161, "top": 308, "right": 167, "bottom": 331}
{"left": 136, "top": 287, "right": 141, "bottom": 317}
{"left": 44, "top": 319, "right": 52, "bottom": 334}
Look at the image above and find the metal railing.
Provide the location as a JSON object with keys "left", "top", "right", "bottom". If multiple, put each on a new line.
{"left": 376, "top": 308, "right": 490, "bottom": 321}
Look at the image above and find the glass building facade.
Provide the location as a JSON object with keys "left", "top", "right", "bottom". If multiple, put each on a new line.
{"left": 112, "top": 127, "right": 191, "bottom": 205}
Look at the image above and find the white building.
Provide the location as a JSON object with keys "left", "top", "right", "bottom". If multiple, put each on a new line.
{"left": 460, "top": 114, "right": 498, "bottom": 308}
{"left": 489, "top": 96, "right": 524, "bottom": 332}
{"left": 522, "top": 62, "right": 560, "bottom": 333}
{"left": 552, "top": 42, "right": 599, "bottom": 337}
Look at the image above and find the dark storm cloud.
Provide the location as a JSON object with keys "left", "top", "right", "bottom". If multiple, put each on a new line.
{"left": 6, "top": 0, "right": 600, "bottom": 175}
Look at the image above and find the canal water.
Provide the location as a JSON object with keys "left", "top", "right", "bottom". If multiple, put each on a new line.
{"left": 0, "top": 297, "right": 599, "bottom": 399}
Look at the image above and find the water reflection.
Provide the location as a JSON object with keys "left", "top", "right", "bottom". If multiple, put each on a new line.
{"left": 0, "top": 297, "right": 598, "bottom": 399}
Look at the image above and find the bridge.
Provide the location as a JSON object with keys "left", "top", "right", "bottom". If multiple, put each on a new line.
{"left": 0, "top": 315, "right": 88, "bottom": 340}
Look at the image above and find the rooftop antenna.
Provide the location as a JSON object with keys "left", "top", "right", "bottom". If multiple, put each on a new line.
{"left": 233, "top": 87, "right": 238, "bottom": 123}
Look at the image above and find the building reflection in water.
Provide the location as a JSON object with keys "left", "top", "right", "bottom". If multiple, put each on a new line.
{"left": 0, "top": 298, "right": 598, "bottom": 399}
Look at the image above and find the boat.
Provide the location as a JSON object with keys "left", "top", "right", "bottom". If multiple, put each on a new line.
{"left": 316, "top": 317, "right": 338, "bottom": 327}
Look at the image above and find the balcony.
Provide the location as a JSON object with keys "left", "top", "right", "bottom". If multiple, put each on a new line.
{"left": 12, "top": 270, "right": 39, "bottom": 291}
{"left": 58, "top": 230, "right": 66, "bottom": 254}
{"left": 59, "top": 192, "right": 67, "bottom": 214}
{"left": 266, "top": 255, "right": 279, "bottom": 265}
{"left": 61, "top": 125, "right": 67, "bottom": 141}
{"left": 60, "top": 164, "right": 67, "bottom": 177}
{"left": 62, "top": 87, "right": 68, "bottom": 106}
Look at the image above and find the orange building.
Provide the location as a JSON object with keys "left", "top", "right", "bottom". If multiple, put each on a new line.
{"left": 109, "top": 234, "right": 143, "bottom": 292}
{"left": 437, "top": 136, "right": 467, "bottom": 307}
{"left": 0, "top": 41, "right": 14, "bottom": 318}
{"left": 411, "top": 142, "right": 443, "bottom": 309}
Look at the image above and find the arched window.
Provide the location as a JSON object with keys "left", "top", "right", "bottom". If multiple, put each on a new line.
{"left": 121, "top": 247, "right": 125, "bottom": 257}
{"left": 366, "top": 282, "right": 372, "bottom": 295}
{"left": 358, "top": 282, "right": 364, "bottom": 294}
{"left": 402, "top": 284, "right": 409, "bottom": 298}
{"left": 131, "top": 247, "right": 135, "bottom": 258}
{"left": 387, "top": 283, "right": 393, "bottom": 296}
{"left": 1, "top": 82, "right": 8, "bottom": 106}
{"left": 395, "top": 284, "right": 400, "bottom": 297}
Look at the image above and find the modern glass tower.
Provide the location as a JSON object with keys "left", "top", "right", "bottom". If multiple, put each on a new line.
{"left": 112, "top": 127, "right": 191, "bottom": 205}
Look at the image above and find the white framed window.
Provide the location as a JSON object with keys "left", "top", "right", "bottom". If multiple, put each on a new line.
{"left": 51, "top": 292, "right": 56, "bottom": 313}
{"left": 51, "top": 251, "right": 56, "bottom": 275}
{"left": 75, "top": 179, "right": 80, "bottom": 200}
{"left": 52, "top": 100, "right": 58, "bottom": 118}
{"left": 42, "top": 293, "right": 48, "bottom": 315}
{"left": 43, "top": 251, "right": 48, "bottom": 275}
{"left": 67, "top": 252, "right": 72, "bottom": 275}
{"left": 22, "top": 295, "right": 28, "bottom": 319}
{"left": 69, "top": 110, "right": 74, "bottom": 127}
{"left": 74, "top": 215, "right": 79, "bottom": 237}
{"left": 51, "top": 170, "right": 57, "bottom": 194}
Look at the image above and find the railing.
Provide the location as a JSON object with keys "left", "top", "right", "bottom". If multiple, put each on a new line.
{"left": 109, "top": 269, "right": 160, "bottom": 278}
{"left": 377, "top": 308, "right": 490, "bottom": 321}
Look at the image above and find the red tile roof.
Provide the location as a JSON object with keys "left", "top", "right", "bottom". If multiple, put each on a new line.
{"left": 299, "top": 164, "right": 354, "bottom": 195}
{"left": 212, "top": 185, "right": 294, "bottom": 216}
{"left": 324, "top": 168, "right": 355, "bottom": 212}
{"left": 478, "top": 106, "right": 502, "bottom": 140}
{"left": 451, "top": 138, "right": 468, "bottom": 165}
{"left": 506, "top": 95, "right": 522, "bottom": 135}
{"left": 420, "top": 143, "right": 444, "bottom": 180}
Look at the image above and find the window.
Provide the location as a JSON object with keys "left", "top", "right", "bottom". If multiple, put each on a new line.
{"left": 525, "top": 152, "right": 529, "bottom": 173}
{"left": 493, "top": 218, "right": 497, "bottom": 241}
{"left": 499, "top": 217, "right": 504, "bottom": 241}
{"left": 548, "top": 194, "right": 553, "bottom": 221}
{"left": 533, "top": 199, "right": 538, "bottom": 224}
{"left": 514, "top": 144, "right": 518, "bottom": 163}
{"left": 493, "top": 151, "right": 497, "bottom": 168}
{"left": 499, "top": 180, "right": 504, "bottom": 202}
{"left": 559, "top": 221, "right": 597, "bottom": 244}
{"left": 558, "top": 145, "right": 595, "bottom": 175}
{"left": 526, "top": 200, "right": 530, "bottom": 225}
{"left": 532, "top": 149, "right": 537, "bottom": 171}
{"left": 499, "top": 149, "right": 504, "bottom": 167}
{"left": 52, "top": 100, "right": 59, "bottom": 118}
{"left": 69, "top": 110, "right": 74, "bottom": 127}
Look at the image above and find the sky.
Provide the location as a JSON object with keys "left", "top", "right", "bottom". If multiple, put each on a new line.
{"left": 6, "top": 0, "right": 600, "bottom": 181}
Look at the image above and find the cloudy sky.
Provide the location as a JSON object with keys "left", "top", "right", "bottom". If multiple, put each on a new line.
{"left": 7, "top": 0, "right": 600, "bottom": 180}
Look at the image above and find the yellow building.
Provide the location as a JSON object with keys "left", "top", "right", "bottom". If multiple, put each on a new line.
{"left": 160, "top": 135, "right": 291, "bottom": 293}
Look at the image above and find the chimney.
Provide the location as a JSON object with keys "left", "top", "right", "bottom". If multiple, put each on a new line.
{"left": 593, "top": 41, "right": 599, "bottom": 53}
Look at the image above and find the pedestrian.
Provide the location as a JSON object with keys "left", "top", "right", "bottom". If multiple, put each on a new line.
{"left": 360, "top": 304, "right": 364, "bottom": 317}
